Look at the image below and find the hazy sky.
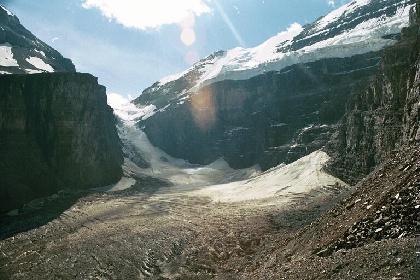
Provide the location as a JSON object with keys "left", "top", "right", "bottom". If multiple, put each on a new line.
{"left": 1, "top": 0, "right": 349, "bottom": 98}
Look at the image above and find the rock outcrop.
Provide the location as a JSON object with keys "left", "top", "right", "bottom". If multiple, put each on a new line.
{"left": 0, "top": 73, "right": 123, "bottom": 213}
{"left": 327, "top": 5, "right": 420, "bottom": 183}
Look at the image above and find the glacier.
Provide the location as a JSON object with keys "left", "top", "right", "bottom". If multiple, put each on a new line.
{"left": 146, "top": 0, "right": 415, "bottom": 99}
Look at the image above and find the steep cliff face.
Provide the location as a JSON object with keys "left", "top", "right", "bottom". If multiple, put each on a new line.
{"left": 0, "top": 73, "right": 123, "bottom": 213}
{"left": 141, "top": 53, "right": 382, "bottom": 169}
{"left": 327, "top": 7, "right": 420, "bottom": 183}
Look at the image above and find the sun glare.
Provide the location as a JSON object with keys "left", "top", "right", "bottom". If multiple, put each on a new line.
{"left": 181, "top": 28, "right": 196, "bottom": 46}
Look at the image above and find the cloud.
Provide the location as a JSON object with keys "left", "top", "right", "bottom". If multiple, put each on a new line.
{"left": 327, "top": 0, "right": 336, "bottom": 7}
{"left": 81, "top": 0, "right": 211, "bottom": 30}
{"left": 107, "top": 92, "right": 130, "bottom": 109}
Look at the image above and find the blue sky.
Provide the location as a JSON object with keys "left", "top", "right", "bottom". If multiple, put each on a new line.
{"left": 2, "top": 0, "right": 349, "bottom": 98}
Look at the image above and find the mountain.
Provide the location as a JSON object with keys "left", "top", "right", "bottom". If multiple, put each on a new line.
{"left": 0, "top": 7, "right": 123, "bottom": 213}
{"left": 0, "top": 5, "right": 75, "bottom": 74}
{"left": 136, "top": 0, "right": 413, "bottom": 103}
{"left": 133, "top": 0, "right": 416, "bottom": 171}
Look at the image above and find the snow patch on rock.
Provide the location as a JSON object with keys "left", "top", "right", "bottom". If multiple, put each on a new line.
{"left": 315, "top": 0, "right": 372, "bottom": 32}
{"left": 0, "top": 44, "right": 18, "bottom": 67}
{"left": 0, "top": 5, "right": 14, "bottom": 16}
{"left": 26, "top": 57, "right": 54, "bottom": 72}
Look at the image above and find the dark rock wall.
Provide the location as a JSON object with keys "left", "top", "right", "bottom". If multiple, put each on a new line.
{"left": 140, "top": 52, "right": 382, "bottom": 170}
{"left": 0, "top": 73, "right": 123, "bottom": 212}
{"left": 327, "top": 8, "right": 420, "bottom": 184}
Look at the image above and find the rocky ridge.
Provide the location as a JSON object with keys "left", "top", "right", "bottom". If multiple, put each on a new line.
{"left": 0, "top": 5, "right": 75, "bottom": 74}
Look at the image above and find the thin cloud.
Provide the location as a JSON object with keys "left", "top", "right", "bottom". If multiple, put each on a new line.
{"left": 81, "top": 0, "right": 212, "bottom": 30}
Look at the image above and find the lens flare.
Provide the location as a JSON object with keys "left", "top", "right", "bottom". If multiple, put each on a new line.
{"left": 181, "top": 28, "right": 196, "bottom": 46}
{"left": 213, "top": 0, "right": 245, "bottom": 47}
{"left": 190, "top": 88, "right": 216, "bottom": 131}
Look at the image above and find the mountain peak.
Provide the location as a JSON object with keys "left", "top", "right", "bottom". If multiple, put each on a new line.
{"left": 0, "top": 4, "right": 14, "bottom": 17}
{"left": 0, "top": 5, "right": 75, "bottom": 75}
{"left": 134, "top": 0, "right": 415, "bottom": 109}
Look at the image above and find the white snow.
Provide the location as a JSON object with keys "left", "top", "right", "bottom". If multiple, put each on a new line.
{"left": 149, "top": 0, "right": 414, "bottom": 100}
{"left": 197, "top": 3, "right": 412, "bottom": 87}
{"left": 107, "top": 93, "right": 157, "bottom": 125}
{"left": 153, "top": 23, "right": 303, "bottom": 87}
{"left": 315, "top": 0, "right": 372, "bottom": 32}
{"left": 190, "top": 22, "right": 303, "bottom": 88}
{"left": 25, "top": 57, "right": 54, "bottom": 72}
{"left": 0, "top": 5, "right": 14, "bottom": 16}
{"left": 191, "top": 150, "right": 347, "bottom": 203}
{"left": 159, "top": 70, "right": 189, "bottom": 85}
{"left": 35, "top": 50, "right": 46, "bottom": 57}
{"left": 302, "top": 5, "right": 412, "bottom": 53}
{"left": 0, "top": 44, "right": 18, "bottom": 67}
{"left": 108, "top": 176, "right": 136, "bottom": 192}
{"left": 0, "top": 70, "right": 11, "bottom": 74}
{"left": 25, "top": 69, "right": 43, "bottom": 74}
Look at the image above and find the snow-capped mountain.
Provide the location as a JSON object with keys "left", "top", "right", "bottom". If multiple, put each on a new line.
{"left": 133, "top": 0, "right": 417, "bottom": 171}
{"left": 0, "top": 5, "right": 75, "bottom": 74}
{"left": 134, "top": 0, "right": 415, "bottom": 109}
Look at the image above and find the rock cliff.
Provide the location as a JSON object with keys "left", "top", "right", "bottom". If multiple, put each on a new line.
{"left": 327, "top": 5, "right": 420, "bottom": 183}
{"left": 140, "top": 53, "right": 382, "bottom": 169}
{"left": 0, "top": 73, "right": 123, "bottom": 213}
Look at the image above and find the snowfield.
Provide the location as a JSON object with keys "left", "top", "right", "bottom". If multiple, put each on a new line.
{"left": 191, "top": 151, "right": 347, "bottom": 203}
{"left": 26, "top": 56, "right": 54, "bottom": 73}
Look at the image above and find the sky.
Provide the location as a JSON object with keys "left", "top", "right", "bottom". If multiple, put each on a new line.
{"left": 1, "top": 0, "right": 349, "bottom": 99}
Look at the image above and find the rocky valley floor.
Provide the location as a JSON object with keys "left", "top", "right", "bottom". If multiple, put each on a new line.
{"left": 1, "top": 100, "right": 419, "bottom": 280}
{"left": 0, "top": 145, "right": 418, "bottom": 279}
